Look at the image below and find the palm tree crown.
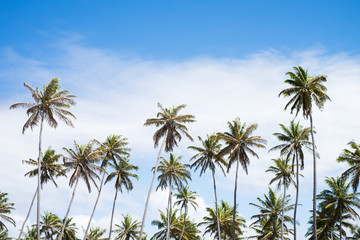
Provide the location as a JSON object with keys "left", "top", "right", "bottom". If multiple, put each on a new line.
{"left": 337, "top": 141, "right": 360, "bottom": 192}
{"left": 0, "top": 192, "right": 15, "bottom": 230}
{"left": 113, "top": 214, "right": 141, "bottom": 240}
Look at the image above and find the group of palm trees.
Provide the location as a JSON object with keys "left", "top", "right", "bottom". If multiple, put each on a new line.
{"left": 1, "top": 66, "right": 360, "bottom": 239}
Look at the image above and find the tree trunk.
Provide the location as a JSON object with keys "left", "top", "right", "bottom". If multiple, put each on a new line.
{"left": 139, "top": 139, "right": 166, "bottom": 240}
{"left": 339, "top": 204, "right": 342, "bottom": 240}
{"left": 281, "top": 179, "right": 286, "bottom": 240}
{"left": 108, "top": 189, "right": 118, "bottom": 240}
{"left": 294, "top": 152, "right": 300, "bottom": 240}
{"left": 17, "top": 187, "right": 37, "bottom": 240}
{"left": 179, "top": 204, "right": 187, "bottom": 240}
{"left": 59, "top": 178, "right": 79, "bottom": 240}
{"left": 310, "top": 114, "right": 317, "bottom": 240}
{"left": 232, "top": 160, "right": 239, "bottom": 240}
{"left": 36, "top": 115, "right": 44, "bottom": 240}
{"left": 166, "top": 177, "right": 173, "bottom": 240}
{"left": 83, "top": 164, "right": 108, "bottom": 240}
{"left": 212, "top": 169, "right": 222, "bottom": 240}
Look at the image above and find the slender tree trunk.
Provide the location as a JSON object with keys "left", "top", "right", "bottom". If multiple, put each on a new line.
{"left": 179, "top": 204, "right": 187, "bottom": 240}
{"left": 17, "top": 187, "right": 38, "bottom": 240}
{"left": 139, "top": 139, "right": 166, "bottom": 240}
{"left": 273, "top": 220, "right": 277, "bottom": 240}
{"left": 59, "top": 178, "right": 79, "bottom": 240}
{"left": 212, "top": 169, "right": 222, "bottom": 240}
{"left": 310, "top": 114, "right": 317, "bottom": 240}
{"left": 339, "top": 204, "right": 342, "bottom": 240}
{"left": 166, "top": 177, "right": 173, "bottom": 240}
{"left": 294, "top": 152, "right": 300, "bottom": 240}
{"left": 37, "top": 115, "right": 44, "bottom": 240}
{"left": 232, "top": 160, "right": 239, "bottom": 240}
{"left": 83, "top": 164, "right": 108, "bottom": 240}
{"left": 108, "top": 189, "right": 119, "bottom": 240}
{"left": 281, "top": 179, "right": 286, "bottom": 240}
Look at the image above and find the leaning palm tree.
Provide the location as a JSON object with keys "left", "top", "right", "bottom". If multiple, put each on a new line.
{"left": 105, "top": 159, "right": 139, "bottom": 240}
{"left": 279, "top": 66, "right": 330, "bottom": 240}
{"left": 174, "top": 186, "right": 199, "bottom": 240}
{"left": 156, "top": 153, "right": 191, "bottom": 240}
{"left": 188, "top": 135, "right": 226, "bottom": 240}
{"left": 266, "top": 158, "right": 295, "bottom": 240}
{"left": 0, "top": 192, "right": 15, "bottom": 231}
{"left": 18, "top": 147, "right": 66, "bottom": 240}
{"left": 140, "top": 103, "right": 195, "bottom": 239}
{"left": 10, "top": 78, "right": 76, "bottom": 238}
{"left": 83, "top": 134, "right": 130, "bottom": 240}
{"left": 269, "top": 121, "right": 312, "bottom": 240}
{"left": 113, "top": 214, "right": 141, "bottom": 240}
{"left": 217, "top": 117, "right": 266, "bottom": 240}
{"left": 59, "top": 140, "right": 103, "bottom": 240}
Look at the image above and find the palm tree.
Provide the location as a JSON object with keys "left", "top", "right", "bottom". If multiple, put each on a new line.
{"left": 24, "top": 226, "right": 38, "bottom": 240}
{"left": 279, "top": 66, "right": 330, "bottom": 240}
{"left": 337, "top": 141, "right": 360, "bottom": 192}
{"left": 269, "top": 121, "right": 311, "bottom": 240}
{"left": 0, "top": 229, "right": 11, "bottom": 240}
{"left": 0, "top": 192, "right": 15, "bottom": 231}
{"left": 217, "top": 117, "right": 266, "bottom": 240}
{"left": 188, "top": 135, "right": 226, "bottom": 240}
{"left": 250, "top": 188, "right": 294, "bottom": 240}
{"left": 40, "top": 212, "right": 62, "bottom": 240}
{"left": 59, "top": 140, "right": 103, "bottom": 240}
{"left": 266, "top": 158, "right": 295, "bottom": 240}
{"left": 174, "top": 186, "right": 199, "bottom": 240}
{"left": 18, "top": 147, "right": 66, "bottom": 240}
{"left": 140, "top": 103, "right": 195, "bottom": 240}
{"left": 58, "top": 217, "right": 78, "bottom": 240}
{"left": 10, "top": 78, "right": 76, "bottom": 238}
{"left": 84, "top": 134, "right": 130, "bottom": 240}
{"left": 105, "top": 159, "right": 139, "bottom": 240}
{"left": 86, "top": 227, "right": 107, "bottom": 240}
{"left": 201, "top": 200, "right": 246, "bottom": 240}
{"left": 113, "top": 214, "right": 141, "bottom": 240}
{"left": 249, "top": 218, "right": 294, "bottom": 240}
{"left": 156, "top": 153, "right": 191, "bottom": 240}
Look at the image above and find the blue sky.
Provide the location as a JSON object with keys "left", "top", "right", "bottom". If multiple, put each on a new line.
{"left": 1, "top": 1, "right": 360, "bottom": 239}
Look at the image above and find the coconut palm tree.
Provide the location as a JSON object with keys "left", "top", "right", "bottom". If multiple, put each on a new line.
{"left": 105, "top": 159, "right": 139, "bottom": 240}
{"left": 174, "top": 186, "right": 199, "bottom": 240}
{"left": 0, "top": 192, "right": 15, "bottom": 231}
{"left": 156, "top": 153, "right": 191, "bottom": 240}
{"left": 217, "top": 117, "right": 266, "bottom": 240}
{"left": 59, "top": 140, "right": 103, "bottom": 240}
{"left": 249, "top": 218, "right": 294, "bottom": 240}
{"left": 113, "top": 214, "right": 141, "bottom": 240}
{"left": 18, "top": 147, "right": 66, "bottom": 240}
{"left": 24, "top": 226, "right": 38, "bottom": 240}
{"left": 279, "top": 66, "right": 330, "bottom": 240}
{"left": 58, "top": 217, "right": 78, "bottom": 240}
{"left": 140, "top": 103, "right": 195, "bottom": 240}
{"left": 266, "top": 158, "right": 295, "bottom": 240}
{"left": 40, "top": 212, "right": 62, "bottom": 240}
{"left": 10, "top": 78, "right": 76, "bottom": 238}
{"left": 269, "top": 121, "right": 312, "bottom": 240}
{"left": 84, "top": 134, "right": 130, "bottom": 240}
{"left": 188, "top": 135, "right": 226, "bottom": 240}
{"left": 85, "top": 227, "right": 107, "bottom": 240}
{"left": 201, "top": 200, "right": 246, "bottom": 240}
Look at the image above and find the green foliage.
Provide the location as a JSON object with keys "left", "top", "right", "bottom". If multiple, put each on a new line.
{"left": 113, "top": 214, "right": 141, "bottom": 240}
{"left": 0, "top": 192, "right": 15, "bottom": 231}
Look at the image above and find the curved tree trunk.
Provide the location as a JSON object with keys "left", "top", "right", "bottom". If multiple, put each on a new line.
{"left": 59, "top": 178, "right": 79, "bottom": 240}
{"left": 179, "top": 204, "right": 187, "bottom": 240}
{"left": 232, "top": 160, "right": 239, "bottom": 240}
{"left": 310, "top": 114, "right": 317, "bottom": 240}
{"left": 281, "top": 179, "right": 286, "bottom": 240}
{"left": 294, "top": 152, "right": 299, "bottom": 240}
{"left": 212, "top": 169, "right": 222, "bottom": 240}
{"left": 139, "top": 139, "right": 166, "bottom": 240}
{"left": 17, "top": 187, "right": 37, "bottom": 240}
{"left": 166, "top": 177, "right": 173, "bottom": 240}
{"left": 83, "top": 164, "right": 108, "bottom": 240}
{"left": 108, "top": 189, "right": 118, "bottom": 240}
{"left": 36, "top": 115, "right": 44, "bottom": 240}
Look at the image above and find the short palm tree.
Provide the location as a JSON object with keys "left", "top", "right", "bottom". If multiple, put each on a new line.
{"left": 113, "top": 214, "right": 141, "bottom": 240}
{"left": 40, "top": 211, "right": 62, "bottom": 240}
{"left": 84, "top": 134, "right": 130, "bottom": 240}
{"left": 188, "top": 135, "right": 226, "bottom": 240}
{"left": 140, "top": 103, "right": 195, "bottom": 240}
{"left": 105, "top": 159, "right": 139, "bottom": 240}
{"left": 269, "top": 121, "right": 311, "bottom": 240}
{"left": 24, "top": 226, "right": 38, "bottom": 240}
{"left": 156, "top": 153, "right": 191, "bottom": 240}
{"left": 217, "top": 117, "right": 266, "bottom": 240}
{"left": 266, "top": 158, "right": 295, "bottom": 240}
{"left": 279, "top": 66, "right": 330, "bottom": 240}
{"left": 174, "top": 186, "right": 199, "bottom": 240}
{"left": 337, "top": 141, "right": 360, "bottom": 192}
{"left": 10, "top": 78, "right": 76, "bottom": 238}
{"left": 58, "top": 217, "right": 78, "bottom": 240}
{"left": 0, "top": 192, "right": 15, "bottom": 231}
{"left": 86, "top": 227, "right": 107, "bottom": 240}
{"left": 59, "top": 140, "right": 102, "bottom": 240}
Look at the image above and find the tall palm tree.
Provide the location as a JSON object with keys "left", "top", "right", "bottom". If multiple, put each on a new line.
{"left": 337, "top": 141, "right": 360, "bottom": 192}
{"left": 174, "top": 186, "right": 199, "bottom": 240}
{"left": 266, "top": 158, "right": 295, "bottom": 240}
{"left": 188, "top": 135, "right": 226, "bottom": 240}
{"left": 156, "top": 153, "right": 191, "bottom": 240}
{"left": 105, "top": 159, "right": 139, "bottom": 240}
{"left": 59, "top": 140, "right": 102, "bottom": 240}
{"left": 0, "top": 192, "right": 15, "bottom": 231}
{"left": 10, "top": 78, "right": 76, "bottom": 238}
{"left": 84, "top": 134, "right": 130, "bottom": 240}
{"left": 113, "top": 214, "right": 141, "bottom": 240}
{"left": 269, "top": 121, "right": 311, "bottom": 240}
{"left": 279, "top": 66, "right": 330, "bottom": 240}
{"left": 250, "top": 188, "right": 294, "bottom": 240}
{"left": 140, "top": 103, "right": 195, "bottom": 240}
{"left": 18, "top": 147, "right": 66, "bottom": 240}
{"left": 40, "top": 212, "right": 62, "bottom": 240}
{"left": 217, "top": 117, "right": 266, "bottom": 240}
{"left": 86, "top": 227, "right": 107, "bottom": 240}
